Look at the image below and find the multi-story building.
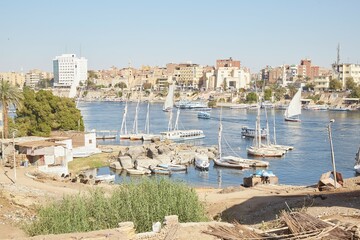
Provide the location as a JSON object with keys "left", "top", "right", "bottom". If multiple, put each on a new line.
{"left": 216, "top": 57, "right": 240, "bottom": 69}
{"left": 333, "top": 63, "right": 360, "bottom": 88}
{"left": 0, "top": 72, "right": 25, "bottom": 87}
{"left": 314, "top": 76, "right": 330, "bottom": 92}
{"left": 24, "top": 69, "right": 53, "bottom": 88}
{"left": 215, "top": 67, "right": 250, "bottom": 90}
{"left": 53, "top": 54, "right": 88, "bottom": 97}
{"left": 176, "top": 63, "right": 203, "bottom": 89}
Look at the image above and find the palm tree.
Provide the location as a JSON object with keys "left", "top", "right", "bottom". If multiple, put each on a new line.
{"left": 0, "top": 80, "right": 23, "bottom": 138}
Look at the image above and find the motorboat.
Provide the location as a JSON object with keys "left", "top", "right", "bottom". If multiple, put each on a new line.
{"left": 221, "top": 156, "right": 269, "bottom": 168}
{"left": 149, "top": 165, "right": 172, "bottom": 175}
{"left": 126, "top": 167, "right": 151, "bottom": 175}
{"left": 94, "top": 174, "right": 115, "bottom": 183}
{"left": 197, "top": 111, "right": 210, "bottom": 119}
{"left": 241, "top": 126, "right": 267, "bottom": 138}
{"left": 160, "top": 129, "right": 205, "bottom": 141}
{"left": 194, "top": 153, "right": 210, "bottom": 171}
{"left": 157, "top": 163, "right": 187, "bottom": 172}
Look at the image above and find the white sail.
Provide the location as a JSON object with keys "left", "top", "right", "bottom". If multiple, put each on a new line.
{"left": 284, "top": 88, "right": 301, "bottom": 119}
{"left": 163, "top": 83, "right": 174, "bottom": 111}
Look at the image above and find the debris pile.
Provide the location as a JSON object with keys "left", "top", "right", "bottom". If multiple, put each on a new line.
{"left": 204, "top": 211, "right": 358, "bottom": 239}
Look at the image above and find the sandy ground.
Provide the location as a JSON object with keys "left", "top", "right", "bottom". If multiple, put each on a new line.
{"left": 1, "top": 165, "right": 360, "bottom": 239}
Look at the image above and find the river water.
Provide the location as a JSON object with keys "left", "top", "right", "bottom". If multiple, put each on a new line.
{"left": 78, "top": 101, "right": 360, "bottom": 187}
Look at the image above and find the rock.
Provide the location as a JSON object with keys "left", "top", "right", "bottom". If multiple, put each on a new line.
{"left": 177, "top": 150, "right": 196, "bottom": 164}
{"left": 152, "top": 221, "right": 161, "bottom": 233}
{"left": 126, "top": 146, "right": 145, "bottom": 160}
{"left": 119, "top": 156, "right": 133, "bottom": 169}
{"left": 157, "top": 145, "right": 170, "bottom": 155}
{"left": 110, "top": 161, "right": 122, "bottom": 170}
{"left": 206, "top": 151, "right": 215, "bottom": 159}
{"left": 146, "top": 146, "right": 158, "bottom": 159}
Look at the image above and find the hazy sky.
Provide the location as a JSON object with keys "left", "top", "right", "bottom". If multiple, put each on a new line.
{"left": 1, "top": 0, "right": 359, "bottom": 73}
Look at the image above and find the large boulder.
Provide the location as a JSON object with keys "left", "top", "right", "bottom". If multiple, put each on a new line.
{"left": 146, "top": 145, "right": 158, "bottom": 159}
{"left": 126, "top": 146, "right": 145, "bottom": 160}
{"left": 157, "top": 144, "right": 171, "bottom": 155}
{"left": 177, "top": 150, "right": 196, "bottom": 165}
{"left": 110, "top": 161, "right": 122, "bottom": 170}
{"left": 119, "top": 156, "right": 133, "bottom": 169}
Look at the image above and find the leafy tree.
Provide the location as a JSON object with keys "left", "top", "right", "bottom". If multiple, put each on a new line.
{"left": 15, "top": 88, "right": 84, "bottom": 137}
{"left": 222, "top": 79, "right": 227, "bottom": 91}
{"left": 329, "top": 79, "right": 342, "bottom": 90}
{"left": 86, "top": 79, "right": 97, "bottom": 90}
{"left": 287, "top": 84, "right": 297, "bottom": 98}
{"left": 0, "top": 80, "right": 23, "bottom": 138}
{"left": 349, "top": 86, "right": 360, "bottom": 98}
{"left": 143, "top": 82, "right": 152, "bottom": 90}
{"left": 271, "top": 85, "right": 287, "bottom": 101}
{"left": 114, "top": 82, "right": 127, "bottom": 89}
{"left": 246, "top": 92, "right": 258, "bottom": 103}
{"left": 88, "top": 70, "right": 98, "bottom": 79}
{"left": 345, "top": 77, "right": 356, "bottom": 90}
{"left": 304, "top": 83, "right": 315, "bottom": 91}
{"left": 117, "top": 91, "right": 123, "bottom": 98}
{"left": 37, "top": 78, "right": 53, "bottom": 89}
{"left": 264, "top": 88, "right": 272, "bottom": 101}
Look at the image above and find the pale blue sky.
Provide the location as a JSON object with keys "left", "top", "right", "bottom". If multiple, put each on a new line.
{"left": 1, "top": 0, "right": 359, "bottom": 72}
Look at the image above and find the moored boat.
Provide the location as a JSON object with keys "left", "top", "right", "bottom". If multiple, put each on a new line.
{"left": 95, "top": 174, "right": 115, "bottom": 183}
{"left": 157, "top": 163, "right": 187, "bottom": 172}
{"left": 221, "top": 156, "right": 269, "bottom": 168}
{"left": 213, "top": 158, "right": 249, "bottom": 169}
{"left": 197, "top": 111, "right": 211, "bottom": 119}
{"left": 149, "top": 165, "right": 172, "bottom": 175}
{"left": 194, "top": 153, "right": 210, "bottom": 171}
{"left": 241, "top": 126, "right": 267, "bottom": 138}
{"left": 126, "top": 167, "right": 151, "bottom": 175}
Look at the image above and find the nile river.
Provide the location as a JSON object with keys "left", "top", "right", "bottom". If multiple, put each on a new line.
{"left": 78, "top": 101, "right": 360, "bottom": 187}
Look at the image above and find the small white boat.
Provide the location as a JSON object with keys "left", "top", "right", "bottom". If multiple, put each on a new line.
{"left": 160, "top": 129, "right": 205, "bottom": 141}
{"left": 194, "top": 153, "right": 210, "bottom": 171}
{"left": 241, "top": 126, "right": 267, "bottom": 138}
{"left": 354, "top": 147, "right": 360, "bottom": 174}
{"left": 126, "top": 167, "right": 151, "bottom": 175}
{"left": 247, "top": 146, "right": 285, "bottom": 157}
{"left": 354, "top": 165, "right": 360, "bottom": 174}
{"left": 149, "top": 166, "right": 172, "bottom": 175}
{"left": 213, "top": 158, "right": 249, "bottom": 169}
{"left": 157, "top": 163, "right": 187, "bottom": 172}
{"left": 197, "top": 111, "right": 210, "bottom": 119}
{"left": 95, "top": 174, "right": 115, "bottom": 183}
{"left": 221, "top": 156, "right": 269, "bottom": 168}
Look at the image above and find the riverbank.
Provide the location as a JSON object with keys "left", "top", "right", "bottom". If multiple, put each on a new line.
{"left": 1, "top": 163, "right": 360, "bottom": 239}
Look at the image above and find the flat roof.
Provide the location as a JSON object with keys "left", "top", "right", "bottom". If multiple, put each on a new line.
{"left": 17, "top": 140, "right": 64, "bottom": 148}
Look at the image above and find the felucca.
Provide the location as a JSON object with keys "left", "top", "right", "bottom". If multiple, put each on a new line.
{"left": 284, "top": 87, "right": 302, "bottom": 122}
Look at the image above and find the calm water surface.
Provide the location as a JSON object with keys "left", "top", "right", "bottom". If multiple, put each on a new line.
{"left": 78, "top": 101, "right": 360, "bottom": 187}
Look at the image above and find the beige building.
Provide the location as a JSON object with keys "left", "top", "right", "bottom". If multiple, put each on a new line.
{"left": 334, "top": 63, "right": 360, "bottom": 88}
{"left": 0, "top": 72, "right": 25, "bottom": 87}
{"left": 176, "top": 63, "right": 203, "bottom": 89}
{"left": 314, "top": 77, "right": 330, "bottom": 91}
{"left": 25, "top": 69, "right": 53, "bottom": 88}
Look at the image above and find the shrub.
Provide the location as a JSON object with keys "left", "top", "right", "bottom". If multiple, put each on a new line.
{"left": 25, "top": 178, "right": 207, "bottom": 236}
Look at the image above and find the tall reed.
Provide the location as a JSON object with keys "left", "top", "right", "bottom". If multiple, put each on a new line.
{"left": 25, "top": 178, "right": 208, "bottom": 236}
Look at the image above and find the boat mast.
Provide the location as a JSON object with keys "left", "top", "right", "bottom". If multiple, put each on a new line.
{"left": 273, "top": 113, "right": 277, "bottom": 145}
{"left": 218, "top": 108, "right": 223, "bottom": 160}
{"left": 120, "top": 100, "right": 128, "bottom": 135}
{"left": 167, "top": 109, "right": 173, "bottom": 131}
{"left": 173, "top": 107, "right": 180, "bottom": 131}
{"left": 132, "top": 99, "right": 139, "bottom": 134}
{"left": 264, "top": 106, "right": 270, "bottom": 146}
{"left": 144, "top": 102, "right": 150, "bottom": 134}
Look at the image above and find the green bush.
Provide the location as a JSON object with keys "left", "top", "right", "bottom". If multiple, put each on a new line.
{"left": 25, "top": 178, "right": 208, "bottom": 236}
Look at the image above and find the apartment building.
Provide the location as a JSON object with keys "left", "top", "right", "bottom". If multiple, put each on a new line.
{"left": 0, "top": 72, "right": 25, "bottom": 87}
{"left": 53, "top": 54, "right": 87, "bottom": 97}
{"left": 333, "top": 63, "right": 360, "bottom": 88}
{"left": 215, "top": 67, "right": 250, "bottom": 90}
{"left": 25, "top": 69, "right": 53, "bottom": 88}
{"left": 216, "top": 57, "right": 240, "bottom": 68}
{"left": 176, "top": 63, "right": 203, "bottom": 89}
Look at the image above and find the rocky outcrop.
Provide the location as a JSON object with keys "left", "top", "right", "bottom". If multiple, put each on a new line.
{"left": 113, "top": 141, "right": 217, "bottom": 167}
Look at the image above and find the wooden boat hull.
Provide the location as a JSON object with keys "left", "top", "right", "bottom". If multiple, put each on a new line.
{"left": 284, "top": 117, "right": 301, "bottom": 122}
{"left": 213, "top": 158, "right": 248, "bottom": 169}
{"left": 221, "top": 156, "right": 269, "bottom": 167}
{"left": 247, "top": 147, "right": 285, "bottom": 157}
{"left": 149, "top": 166, "right": 171, "bottom": 175}
{"left": 157, "top": 164, "right": 187, "bottom": 172}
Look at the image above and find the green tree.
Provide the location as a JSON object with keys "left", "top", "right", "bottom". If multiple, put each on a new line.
{"left": 222, "top": 79, "right": 227, "bottom": 91}
{"left": 271, "top": 85, "right": 286, "bottom": 101}
{"left": 37, "top": 78, "right": 53, "bottom": 89}
{"left": 0, "top": 80, "right": 23, "bottom": 138}
{"left": 287, "top": 84, "right": 297, "bottom": 98}
{"left": 15, "top": 88, "right": 84, "bottom": 137}
{"left": 349, "top": 86, "right": 360, "bottom": 98}
{"left": 114, "top": 82, "right": 127, "bottom": 89}
{"left": 329, "top": 79, "right": 342, "bottom": 90}
{"left": 264, "top": 88, "right": 272, "bottom": 101}
{"left": 246, "top": 92, "right": 258, "bottom": 103}
{"left": 345, "top": 77, "right": 356, "bottom": 90}
{"left": 88, "top": 70, "right": 98, "bottom": 79}
{"left": 143, "top": 82, "right": 152, "bottom": 90}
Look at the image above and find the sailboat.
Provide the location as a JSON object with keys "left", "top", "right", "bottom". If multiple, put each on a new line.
{"left": 284, "top": 88, "right": 302, "bottom": 122}
{"left": 160, "top": 82, "right": 205, "bottom": 141}
{"left": 120, "top": 100, "right": 130, "bottom": 139}
{"left": 247, "top": 103, "right": 285, "bottom": 157}
{"left": 141, "top": 102, "right": 159, "bottom": 141}
{"left": 214, "top": 109, "right": 269, "bottom": 168}
{"left": 163, "top": 83, "right": 174, "bottom": 112}
{"left": 129, "top": 99, "right": 143, "bottom": 140}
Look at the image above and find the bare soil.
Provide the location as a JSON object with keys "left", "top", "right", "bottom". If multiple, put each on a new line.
{"left": 1, "top": 165, "right": 360, "bottom": 239}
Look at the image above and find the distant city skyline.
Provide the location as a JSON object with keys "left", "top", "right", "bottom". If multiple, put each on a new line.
{"left": 1, "top": 0, "right": 359, "bottom": 73}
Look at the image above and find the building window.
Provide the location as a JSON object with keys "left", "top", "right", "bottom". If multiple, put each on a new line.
{"left": 89, "top": 139, "right": 92, "bottom": 144}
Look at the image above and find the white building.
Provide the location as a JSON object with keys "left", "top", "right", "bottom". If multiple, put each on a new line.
{"left": 215, "top": 67, "right": 251, "bottom": 90}
{"left": 53, "top": 54, "right": 88, "bottom": 97}
{"left": 333, "top": 63, "right": 360, "bottom": 88}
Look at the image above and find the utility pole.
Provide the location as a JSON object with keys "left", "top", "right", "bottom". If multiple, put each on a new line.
{"left": 12, "top": 131, "right": 17, "bottom": 182}
{"left": 328, "top": 119, "right": 337, "bottom": 188}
